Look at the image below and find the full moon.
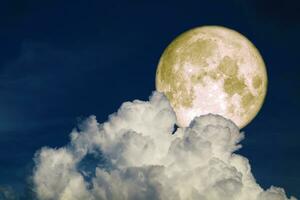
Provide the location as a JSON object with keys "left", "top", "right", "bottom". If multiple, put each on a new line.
{"left": 156, "top": 26, "right": 267, "bottom": 128}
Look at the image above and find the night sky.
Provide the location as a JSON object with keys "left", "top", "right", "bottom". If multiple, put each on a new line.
{"left": 0, "top": 0, "right": 299, "bottom": 198}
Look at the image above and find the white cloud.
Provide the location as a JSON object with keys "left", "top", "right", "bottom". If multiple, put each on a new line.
{"left": 33, "top": 92, "right": 297, "bottom": 200}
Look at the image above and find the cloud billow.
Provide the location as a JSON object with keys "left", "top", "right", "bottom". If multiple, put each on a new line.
{"left": 33, "top": 92, "right": 297, "bottom": 200}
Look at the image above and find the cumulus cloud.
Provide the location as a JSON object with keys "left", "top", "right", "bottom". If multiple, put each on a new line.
{"left": 33, "top": 92, "right": 297, "bottom": 200}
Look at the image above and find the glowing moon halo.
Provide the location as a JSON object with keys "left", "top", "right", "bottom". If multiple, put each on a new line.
{"left": 156, "top": 26, "right": 267, "bottom": 128}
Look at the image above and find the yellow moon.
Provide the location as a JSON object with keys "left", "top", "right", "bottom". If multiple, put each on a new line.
{"left": 156, "top": 26, "right": 267, "bottom": 128}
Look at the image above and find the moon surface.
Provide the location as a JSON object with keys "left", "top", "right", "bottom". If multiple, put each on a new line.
{"left": 156, "top": 26, "right": 267, "bottom": 128}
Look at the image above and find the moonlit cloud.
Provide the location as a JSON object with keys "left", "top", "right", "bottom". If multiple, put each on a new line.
{"left": 33, "top": 92, "right": 297, "bottom": 200}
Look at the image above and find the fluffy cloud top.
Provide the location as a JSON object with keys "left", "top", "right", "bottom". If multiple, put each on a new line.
{"left": 33, "top": 92, "right": 297, "bottom": 200}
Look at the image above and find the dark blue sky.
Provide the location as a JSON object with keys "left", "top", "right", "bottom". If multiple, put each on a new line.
{"left": 0, "top": 0, "right": 299, "bottom": 198}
